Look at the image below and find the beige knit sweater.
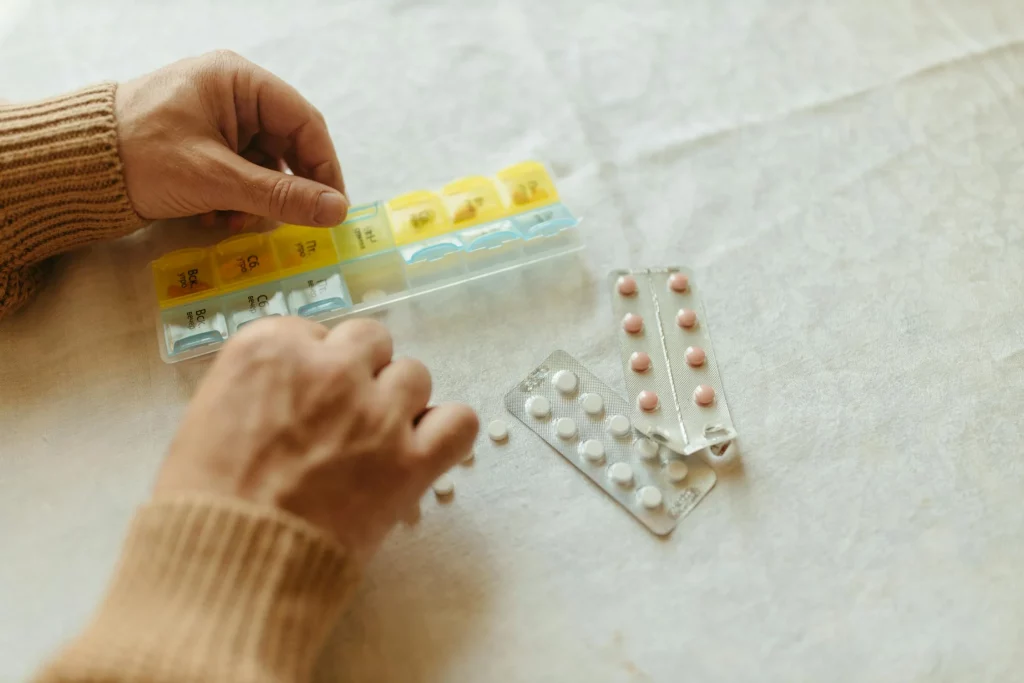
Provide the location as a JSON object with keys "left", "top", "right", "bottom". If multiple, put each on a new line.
{"left": 2, "top": 85, "right": 359, "bottom": 682}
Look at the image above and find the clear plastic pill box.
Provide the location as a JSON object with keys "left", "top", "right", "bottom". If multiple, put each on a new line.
{"left": 149, "top": 161, "right": 582, "bottom": 363}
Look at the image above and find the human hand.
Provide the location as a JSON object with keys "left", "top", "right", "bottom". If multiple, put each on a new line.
{"left": 116, "top": 50, "right": 348, "bottom": 233}
{"left": 154, "top": 317, "right": 479, "bottom": 563}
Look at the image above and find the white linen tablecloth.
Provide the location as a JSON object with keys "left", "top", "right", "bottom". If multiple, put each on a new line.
{"left": 3, "top": 1, "right": 1024, "bottom": 680}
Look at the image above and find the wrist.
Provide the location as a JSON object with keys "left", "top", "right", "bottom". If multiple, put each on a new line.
{"left": 0, "top": 82, "right": 146, "bottom": 266}
{"left": 39, "top": 495, "right": 359, "bottom": 682}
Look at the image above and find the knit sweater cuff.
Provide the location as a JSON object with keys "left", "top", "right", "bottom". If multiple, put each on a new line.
{"left": 36, "top": 497, "right": 359, "bottom": 683}
{"left": 0, "top": 82, "right": 146, "bottom": 316}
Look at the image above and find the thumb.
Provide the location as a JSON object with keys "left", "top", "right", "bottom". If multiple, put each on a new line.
{"left": 216, "top": 148, "right": 349, "bottom": 227}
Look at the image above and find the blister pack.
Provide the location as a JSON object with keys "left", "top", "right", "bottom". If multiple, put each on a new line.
{"left": 609, "top": 267, "right": 738, "bottom": 460}
{"left": 504, "top": 350, "right": 716, "bottom": 536}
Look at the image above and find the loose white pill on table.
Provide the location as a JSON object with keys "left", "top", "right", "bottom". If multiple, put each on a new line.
{"left": 608, "top": 462, "right": 634, "bottom": 486}
{"left": 637, "top": 486, "right": 663, "bottom": 509}
{"left": 608, "top": 414, "right": 631, "bottom": 438}
{"left": 488, "top": 419, "right": 509, "bottom": 442}
{"left": 635, "top": 437, "right": 660, "bottom": 460}
{"left": 555, "top": 417, "right": 578, "bottom": 440}
{"left": 526, "top": 395, "right": 551, "bottom": 419}
{"left": 665, "top": 459, "right": 689, "bottom": 482}
{"left": 432, "top": 474, "right": 455, "bottom": 496}
{"left": 581, "top": 392, "right": 604, "bottom": 416}
{"left": 581, "top": 439, "right": 605, "bottom": 463}
{"left": 553, "top": 370, "right": 579, "bottom": 394}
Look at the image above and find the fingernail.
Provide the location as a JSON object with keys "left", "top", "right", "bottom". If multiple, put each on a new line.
{"left": 314, "top": 191, "right": 348, "bottom": 225}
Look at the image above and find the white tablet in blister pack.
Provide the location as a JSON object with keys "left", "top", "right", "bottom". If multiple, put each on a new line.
{"left": 504, "top": 350, "right": 716, "bottom": 536}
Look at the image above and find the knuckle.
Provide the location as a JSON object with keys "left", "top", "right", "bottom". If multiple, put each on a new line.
{"left": 208, "top": 48, "right": 242, "bottom": 66}
{"left": 358, "top": 398, "right": 388, "bottom": 433}
{"left": 326, "top": 354, "right": 358, "bottom": 384}
{"left": 409, "top": 359, "right": 432, "bottom": 391}
{"left": 268, "top": 176, "right": 294, "bottom": 215}
{"left": 344, "top": 317, "right": 392, "bottom": 346}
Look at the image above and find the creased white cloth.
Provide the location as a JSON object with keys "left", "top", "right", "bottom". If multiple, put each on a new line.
{"left": 3, "top": 1, "right": 1024, "bottom": 681}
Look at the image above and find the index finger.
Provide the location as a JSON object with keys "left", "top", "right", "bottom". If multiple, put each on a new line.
{"left": 247, "top": 64, "right": 345, "bottom": 195}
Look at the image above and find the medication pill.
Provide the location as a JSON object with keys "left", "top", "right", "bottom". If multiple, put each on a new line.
{"left": 617, "top": 275, "right": 638, "bottom": 296}
{"left": 608, "top": 414, "right": 631, "bottom": 437}
{"left": 527, "top": 395, "right": 551, "bottom": 419}
{"left": 622, "top": 313, "right": 644, "bottom": 334}
{"left": 362, "top": 289, "right": 387, "bottom": 303}
{"left": 677, "top": 308, "right": 697, "bottom": 329}
{"left": 488, "top": 419, "right": 509, "bottom": 442}
{"left": 553, "top": 369, "right": 579, "bottom": 394}
{"left": 581, "top": 392, "right": 605, "bottom": 415}
{"left": 685, "top": 346, "right": 706, "bottom": 367}
{"left": 432, "top": 474, "right": 455, "bottom": 496}
{"left": 556, "top": 417, "right": 578, "bottom": 440}
{"left": 635, "top": 437, "right": 660, "bottom": 461}
{"left": 665, "top": 459, "right": 689, "bottom": 482}
{"left": 637, "top": 486, "right": 663, "bottom": 509}
{"left": 637, "top": 390, "right": 659, "bottom": 412}
{"left": 693, "top": 384, "right": 716, "bottom": 406}
{"left": 630, "top": 351, "right": 651, "bottom": 373}
{"left": 668, "top": 272, "right": 689, "bottom": 293}
{"left": 581, "top": 439, "right": 605, "bottom": 463}
{"left": 608, "top": 462, "right": 634, "bottom": 486}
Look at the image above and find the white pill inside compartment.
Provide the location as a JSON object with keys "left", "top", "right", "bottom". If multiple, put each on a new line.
{"left": 580, "top": 439, "right": 605, "bottom": 464}
{"left": 555, "top": 417, "right": 578, "bottom": 440}
{"left": 526, "top": 395, "right": 551, "bottom": 419}
{"left": 553, "top": 370, "right": 579, "bottom": 394}
{"left": 608, "top": 461, "right": 634, "bottom": 487}
{"left": 581, "top": 392, "right": 605, "bottom": 416}
{"left": 607, "top": 414, "right": 631, "bottom": 438}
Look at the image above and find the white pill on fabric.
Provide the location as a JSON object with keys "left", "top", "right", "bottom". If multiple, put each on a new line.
{"left": 665, "top": 459, "right": 689, "bottom": 482}
{"left": 581, "top": 439, "right": 605, "bottom": 463}
{"left": 553, "top": 369, "right": 579, "bottom": 394}
{"left": 608, "top": 461, "right": 634, "bottom": 486}
{"left": 555, "top": 417, "right": 578, "bottom": 439}
{"left": 637, "top": 486, "right": 663, "bottom": 509}
{"left": 581, "top": 392, "right": 604, "bottom": 415}
{"left": 635, "top": 437, "right": 660, "bottom": 460}
{"left": 432, "top": 474, "right": 455, "bottom": 496}
{"left": 488, "top": 419, "right": 509, "bottom": 442}
{"left": 526, "top": 395, "right": 551, "bottom": 419}
{"left": 608, "top": 414, "right": 631, "bottom": 437}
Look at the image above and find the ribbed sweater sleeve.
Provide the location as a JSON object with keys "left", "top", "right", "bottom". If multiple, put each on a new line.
{"left": 0, "top": 82, "right": 146, "bottom": 319}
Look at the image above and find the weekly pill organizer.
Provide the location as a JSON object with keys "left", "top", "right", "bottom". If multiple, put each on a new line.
{"left": 150, "top": 161, "right": 582, "bottom": 363}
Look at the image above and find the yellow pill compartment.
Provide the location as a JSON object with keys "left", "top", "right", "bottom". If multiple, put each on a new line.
{"left": 271, "top": 223, "right": 352, "bottom": 319}
{"left": 212, "top": 233, "right": 289, "bottom": 332}
{"left": 496, "top": 161, "right": 560, "bottom": 210}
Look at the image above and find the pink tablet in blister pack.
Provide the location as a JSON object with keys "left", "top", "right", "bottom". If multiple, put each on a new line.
{"left": 609, "top": 268, "right": 738, "bottom": 464}
{"left": 504, "top": 350, "right": 716, "bottom": 536}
